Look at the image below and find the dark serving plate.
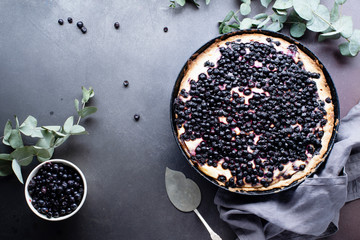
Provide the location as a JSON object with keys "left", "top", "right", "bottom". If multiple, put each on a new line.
{"left": 170, "top": 29, "right": 340, "bottom": 195}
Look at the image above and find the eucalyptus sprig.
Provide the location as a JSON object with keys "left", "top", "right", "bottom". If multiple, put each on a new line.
{"left": 169, "top": 0, "right": 210, "bottom": 8}
{"left": 0, "top": 86, "right": 97, "bottom": 183}
{"left": 219, "top": 0, "right": 360, "bottom": 57}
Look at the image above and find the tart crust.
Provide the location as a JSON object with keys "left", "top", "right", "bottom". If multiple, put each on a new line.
{"left": 174, "top": 32, "right": 335, "bottom": 193}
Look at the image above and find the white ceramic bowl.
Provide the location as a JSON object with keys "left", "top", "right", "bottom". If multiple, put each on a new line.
{"left": 24, "top": 159, "right": 87, "bottom": 221}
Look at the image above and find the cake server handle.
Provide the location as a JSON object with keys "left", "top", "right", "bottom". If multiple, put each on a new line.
{"left": 194, "top": 208, "right": 222, "bottom": 240}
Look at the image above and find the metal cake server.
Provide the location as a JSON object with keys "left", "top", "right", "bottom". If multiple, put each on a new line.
{"left": 165, "top": 167, "right": 222, "bottom": 240}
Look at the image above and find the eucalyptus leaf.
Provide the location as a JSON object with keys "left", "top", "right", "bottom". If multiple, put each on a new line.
{"left": 306, "top": 4, "right": 330, "bottom": 33}
{"left": 290, "top": 22, "right": 306, "bottom": 38}
{"left": 78, "top": 106, "right": 98, "bottom": 118}
{"left": 257, "top": 16, "right": 271, "bottom": 29}
{"left": 240, "top": 3, "right": 251, "bottom": 16}
{"left": 3, "top": 120, "right": 12, "bottom": 146}
{"left": 333, "top": 16, "right": 353, "bottom": 38}
{"left": 34, "top": 147, "right": 54, "bottom": 159}
{"left": 234, "top": 15, "right": 241, "bottom": 24}
{"left": 175, "top": 0, "right": 186, "bottom": 7}
{"left": 42, "top": 126, "right": 61, "bottom": 132}
{"left": 205, "top": 0, "right": 210, "bottom": 5}
{"left": 274, "top": 9, "right": 288, "bottom": 16}
{"left": 63, "top": 116, "right": 74, "bottom": 133}
{"left": 9, "top": 129, "right": 24, "bottom": 149}
{"left": 12, "top": 160, "right": 23, "bottom": 184}
{"left": 54, "top": 135, "right": 70, "bottom": 147}
{"left": 241, "top": 0, "right": 251, "bottom": 4}
{"left": 36, "top": 130, "right": 55, "bottom": 148}
{"left": 81, "top": 86, "right": 95, "bottom": 104}
{"left": 335, "top": 0, "right": 346, "bottom": 5}
{"left": 260, "top": 0, "right": 272, "bottom": 8}
{"left": 74, "top": 98, "right": 80, "bottom": 112}
{"left": 0, "top": 161, "right": 12, "bottom": 176}
{"left": 10, "top": 146, "right": 34, "bottom": 166}
{"left": 349, "top": 40, "right": 360, "bottom": 56}
{"left": 0, "top": 153, "right": 12, "bottom": 161}
{"left": 219, "top": 11, "right": 235, "bottom": 33}
{"left": 293, "top": 0, "right": 314, "bottom": 21}
{"left": 240, "top": 18, "right": 253, "bottom": 30}
{"left": 318, "top": 31, "right": 341, "bottom": 41}
{"left": 228, "top": 23, "right": 240, "bottom": 29}
{"left": 339, "top": 42, "right": 351, "bottom": 56}
{"left": 330, "top": 2, "right": 340, "bottom": 23}
{"left": 254, "top": 13, "right": 268, "bottom": 20}
{"left": 265, "top": 21, "right": 282, "bottom": 32}
{"left": 15, "top": 116, "right": 20, "bottom": 130}
{"left": 19, "top": 115, "right": 37, "bottom": 136}
{"left": 270, "top": 13, "right": 287, "bottom": 23}
{"left": 70, "top": 125, "right": 87, "bottom": 135}
{"left": 222, "top": 25, "right": 233, "bottom": 33}
{"left": 273, "top": 0, "right": 292, "bottom": 10}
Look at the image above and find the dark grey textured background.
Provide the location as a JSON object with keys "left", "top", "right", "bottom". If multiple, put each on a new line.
{"left": 0, "top": 1, "right": 359, "bottom": 240}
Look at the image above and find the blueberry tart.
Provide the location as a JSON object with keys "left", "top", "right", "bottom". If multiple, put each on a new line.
{"left": 173, "top": 32, "right": 336, "bottom": 193}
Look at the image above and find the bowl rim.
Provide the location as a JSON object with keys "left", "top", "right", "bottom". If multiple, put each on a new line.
{"left": 169, "top": 29, "right": 340, "bottom": 195}
{"left": 24, "top": 159, "right": 88, "bottom": 221}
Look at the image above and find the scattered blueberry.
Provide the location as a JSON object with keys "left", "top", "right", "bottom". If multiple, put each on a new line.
{"left": 123, "top": 80, "right": 129, "bottom": 87}
{"left": 114, "top": 22, "right": 120, "bottom": 29}
{"left": 77, "top": 21, "right": 84, "bottom": 29}
{"left": 81, "top": 27, "right": 87, "bottom": 34}
{"left": 163, "top": 27, "right": 168, "bottom": 33}
{"left": 58, "top": 19, "right": 64, "bottom": 25}
{"left": 134, "top": 114, "right": 140, "bottom": 121}
{"left": 67, "top": 17, "right": 73, "bottom": 24}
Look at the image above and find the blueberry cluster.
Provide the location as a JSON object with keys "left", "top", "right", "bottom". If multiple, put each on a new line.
{"left": 174, "top": 38, "right": 330, "bottom": 189}
{"left": 28, "top": 162, "right": 84, "bottom": 218}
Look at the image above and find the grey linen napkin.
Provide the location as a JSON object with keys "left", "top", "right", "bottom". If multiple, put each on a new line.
{"left": 214, "top": 101, "right": 360, "bottom": 240}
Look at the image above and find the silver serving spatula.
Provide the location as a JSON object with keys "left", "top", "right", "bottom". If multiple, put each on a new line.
{"left": 165, "top": 167, "right": 222, "bottom": 240}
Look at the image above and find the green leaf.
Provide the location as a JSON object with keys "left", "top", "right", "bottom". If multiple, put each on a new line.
{"left": 3, "top": 120, "right": 12, "bottom": 146}
{"left": 219, "top": 11, "right": 235, "bottom": 34}
{"left": 261, "top": 0, "right": 272, "bottom": 8}
{"left": 205, "top": 0, "right": 210, "bottom": 5}
{"left": 240, "top": 18, "right": 253, "bottom": 30}
{"left": 240, "top": 3, "right": 251, "bottom": 16}
{"left": 63, "top": 116, "right": 74, "bottom": 133}
{"left": 19, "top": 115, "right": 37, "bottom": 136}
{"left": 74, "top": 98, "right": 80, "bottom": 112}
{"left": 10, "top": 146, "right": 34, "bottom": 166}
{"left": 53, "top": 135, "right": 70, "bottom": 147}
{"left": 9, "top": 129, "right": 24, "bottom": 149}
{"left": 175, "top": 0, "right": 186, "bottom": 6}
{"left": 257, "top": 16, "right": 271, "bottom": 29}
{"left": 265, "top": 21, "right": 282, "bottom": 32}
{"left": 335, "top": 0, "right": 346, "bottom": 5}
{"left": 228, "top": 23, "right": 240, "bottom": 29}
{"left": 273, "top": 0, "right": 293, "bottom": 10}
{"left": 330, "top": 2, "right": 340, "bottom": 23}
{"left": 318, "top": 31, "right": 341, "bottom": 41}
{"left": 270, "top": 13, "right": 287, "bottom": 23}
{"left": 274, "top": 9, "right": 288, "bottom": 16}
{"left": 78, "top": 106, "right": 98, "bottom": 118}
{"left": 254, "top": 13, "right": 268, "bottom": 20}
{"left": 34, "top": 147, "right": 54, "bottom": 160}
{"left": 191, "top": 0, "right": 200, "bottom": 7}
{"left": 333, "top": 16, "right": 353, "bottom": 38}
{"left": 70, "top": 125, "right": 87, "bottom": 135}
{"left": 42, "top": 126, "right": 61, "bottom": 132}
{"left": 0, "top": 161, "right": 12, "bottom": 176}
{"left": 339, "top": 42, "right": 351, "bottom": 56}
{"left": 221, "top": 25, "right": 233, "bottom": 33}
{"left": 12, "top": 160, "right": 23, "bottom": 184}
{"left": 290, "top": 22, "right": 306, "bottom": 38}
{"left": 293, "top": 0, "right": 315, "bottom": 21}
{"left": 36, "top": 130, "right": 55, "bottom": 148}
{"left": 306, "top": 4, "right": 330, "bottom": 33}
{"left": 15, "top": 116, "right": 20, "bottom": 129}
{"left": 81, "top": 86, "right": 94, "bottom": 104}
{"left": 0, "top": 154, "right": 12, "bottom": 161}
{"left": 349, "top": 40, "right": 360, "bottom": 56}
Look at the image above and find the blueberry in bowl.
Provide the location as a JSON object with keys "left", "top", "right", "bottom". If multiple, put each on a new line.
{"left": 24, "top": 159, "right": 87, "bottom": 221}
